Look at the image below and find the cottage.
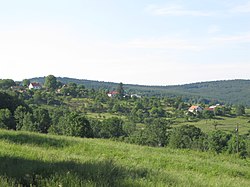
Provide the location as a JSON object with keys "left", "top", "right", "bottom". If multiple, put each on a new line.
{"left": 188, "top": 105, "right": 203, "bottom": 113}
{"left": 29, "top": 82, "right": 42, "bottom": 90}
{"left": 107, "top": 91, "right": 119, "bottom": 97}
{"left": 206, "top": 104, "right": 220, "bottom": 111}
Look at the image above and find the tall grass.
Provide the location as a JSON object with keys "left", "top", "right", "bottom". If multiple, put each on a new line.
{"left": 0, "top": 129, "right": 250, "bottom": 186}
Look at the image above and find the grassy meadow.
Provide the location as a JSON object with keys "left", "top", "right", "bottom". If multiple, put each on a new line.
{"left": 174, "top": 115, "right": 250, "bottom": 135}
{"left": 67, "top": 97, "right": 250, "bottom": 136}
{"left": 0, "top": 129, "right": 250, "bottom": 186}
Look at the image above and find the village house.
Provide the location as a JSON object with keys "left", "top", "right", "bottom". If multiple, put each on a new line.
{"left": 11, "top": 86, "right": 25, "bottom": 93}
{"left": 205, "top": 104, "right": 220, "bottom": 111}
{"left": 130, "top": 94, "right": 142, "bottom": 98}
{"left": 107, "top": 91, "right": 119, "bottom": 98}
{"left": 29, "top": 82, "right": 42, "bottom": 90}
{"left": 188, "top": 105, "right": 203, "bottom": 113}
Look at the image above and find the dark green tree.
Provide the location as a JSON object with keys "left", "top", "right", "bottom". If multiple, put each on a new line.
{"left": 0, "top": 79, "right": 16, "bottom": 89}
{"left": 145, "top": 118, "right": 171, "bottom": 146}
{"left": 14, "top": 105, "right": 29, "bottom": 130}
{"left": 22, "top": 79, "right": 30, "bottom": 87}
{"left": 0, "top": 91, "right": 25, "bottom": 113}
{"left": 116, "top": 82, "right": 125, "bottom": 99}
{"left": 33, "top": 108, "right": 51, "bottom": 133}
{"left": 44, "top": 75, "right": 57, "bottom": 90}
{"left": 0, "top": 108, "right": 15, "bottom": 129}
{"left": 235, "top": 105, "right": 245, "bottom": 116}
{"left": 168, "top": 125, "right": 204, "bottom": 149}
{"left": 208, "top": 130, "right": 231, "bottom": 153}
{"left": 100, "top": 117, "right": 124, "bottom": 138}
{"left": 227, "top": 135, "right": 247, "bottom": 157}
{"left": 202, "top": 110, "right": 214, "bottom": 119}
{"left": 50, "top": 112, "right": 93, "bottom": 138}
{"left": 21, "top": 112, "right": 36, "bottom": 132}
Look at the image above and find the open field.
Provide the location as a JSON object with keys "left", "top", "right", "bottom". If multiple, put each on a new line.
{"left": 175, "top": 115, "right": 250, "bottom": 135}
{"left": 0, "top": 129, "right": 250, "bottom": 186}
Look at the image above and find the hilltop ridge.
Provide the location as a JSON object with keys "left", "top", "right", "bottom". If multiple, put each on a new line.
{"left": 29, "top": 77, "right": 250, "bottom": 105}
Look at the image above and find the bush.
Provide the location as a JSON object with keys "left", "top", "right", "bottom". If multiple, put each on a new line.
{"left": 208, "top": 130, "right": 231, "bottom": 154}
{"left": 168, "top": 125, "right": 204, "bottom": 149}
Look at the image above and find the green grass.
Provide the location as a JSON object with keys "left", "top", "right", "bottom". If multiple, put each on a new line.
{"left": 86, "top": 112, "right": 126, "bottom": 120}
{"left": 175, "top": 115, "right": 250, "bottom": 135}
{"left": 0, "top": 129, "right": 250, "bottom": 186}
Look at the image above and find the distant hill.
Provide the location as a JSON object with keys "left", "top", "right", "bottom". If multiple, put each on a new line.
{"left": 29, "top": 77, "right": 250, "bottom": 106}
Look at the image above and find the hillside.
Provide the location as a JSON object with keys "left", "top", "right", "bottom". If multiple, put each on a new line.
{"left": 0, "top": 129, "right": 250, "bottom": 186}
{"left": 29, "top": 77, "right": 250, "bottom": 105}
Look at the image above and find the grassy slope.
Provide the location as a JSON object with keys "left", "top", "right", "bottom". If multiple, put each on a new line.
{"left": 69, "top": 97, "right": 250, "bottom": 135}
{"left": 175, "top": 115, "right": 250, "bottom": 135}
{"left": 0, "top": 130, "right": 250, "bottom": 186}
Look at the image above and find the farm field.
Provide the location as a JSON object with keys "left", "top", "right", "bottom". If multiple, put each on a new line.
{"left": 0, "top": 129, "right": 250, "bottom": 186}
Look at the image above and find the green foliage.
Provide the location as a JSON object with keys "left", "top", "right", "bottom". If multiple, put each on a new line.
{"left": 44, "top": 75, "right": 57, "bottom": 90}
{"left": 100, "top": 117, "right": 125, "bottom": 138}
{"left": 0, "top": 91, "right": 25, "bottom": 113}
{"left": 149, "top": 106, "right": 165, "bottom": 117}
{"left": 116, "top": 82, "right": 125, "bottom": 99}
{"left": 33, "top": 108, "right": 51, "bottom": 133}
{"left": 30, "top": 77, "right": 250, "bottom": 106}
{"left": 0, "top": 79, "right": 15, "bottom": 89}
{"left": 202, "top": 110, "right": 214, "bottom": 119}
{"left": 2, "top": 76, "right": 250, "bottom": 164}
{"left": 227, "top": 135, "right": 247, "bottom": 157}
{"left": 14, "top": 106, "right": 28, "bottom": 130}
{"left": 21, "top": 112, "right": 36, "bottom": 132}
{"left": 236, "top": 105, "right": 245, "bottom": 116}
{"left": 168, "top": 125, "right": 204, "bottom": 149}
{"left": 145, "top": 118, "right": 170, "bottom": 146}
{"left": 50, "top": 112, "right": 93, "bottom": 138}
{"left": 208, "top": 130, "right": 231, "bottom": 153}
{"left": 22, "top": 79, "right": 30, "bottom": 87}
{"left": 0, "top": 108, "right": 15, "bottom": 129}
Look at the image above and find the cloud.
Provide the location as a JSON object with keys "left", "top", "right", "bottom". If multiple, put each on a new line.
{"left": 208, "top": 25, "right": 220, "bottom": 34}
{"left": 212, "top": 33, "right": 250, "bottom": 43}
{"left": 146, "top": 4, "right": 216, "bottom": 17}
{"left": 231, "top": 1, "right": 250, "bottom": 13}
{"left": 125, "top": 37, "right": 203, "bottom": 51}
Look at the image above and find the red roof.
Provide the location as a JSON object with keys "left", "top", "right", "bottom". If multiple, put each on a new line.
{"left": 108, "top": 91, "right": 119, "bottom": 95}
{"left": 30, "top": 83, "right": 41, "bottom": 87}
{"left": 205, "top": 108, "right": 214, "bottom": 111}
{"left": 189, "top": 106, "right": 199, "bottom": 110}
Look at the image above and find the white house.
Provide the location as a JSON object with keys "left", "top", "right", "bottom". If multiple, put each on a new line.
{"left": 29, "top": 82, "right": 42, "bottom": 90}
{"left": 130, "top": 94, "right": 142, "bottom": 98}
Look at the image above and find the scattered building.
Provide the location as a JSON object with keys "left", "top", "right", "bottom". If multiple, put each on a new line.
{"left": 11, "top": 86, "right": 25, "bottom": 92}
{"left": 29, "top": 82, "right": 42, "bottom": 90}
{"left": 131, "top": 94, "right": 142, "bottom": 98}
{"left": 107, "top": 91, "right": 119, "bottom": 98}
{"left": 108, "top": 91, "right": 142, "bottom": 99}
{"left": 188, "top": 105, "right": 203, "bottom": 113}
{"left": 205, "top": 104, "right": 220, "bottom": 111}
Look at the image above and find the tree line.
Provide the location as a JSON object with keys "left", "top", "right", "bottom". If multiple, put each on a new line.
{"left": 0, "top": 75, "right": 250, "bottom": 158}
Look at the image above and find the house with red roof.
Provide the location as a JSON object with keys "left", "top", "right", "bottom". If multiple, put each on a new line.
{"left": 107, "top": 91, "right": 119, "bottom": 98}
{"left": 29, "top": 82, "right": 42, "bottom": 90}
{"left": 188, "top": 105, "right": 203, "bottom": 113}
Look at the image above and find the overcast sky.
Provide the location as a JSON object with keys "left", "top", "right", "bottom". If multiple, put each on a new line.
{"left": 1, "top": 0, "right": 250, "bottom": 85}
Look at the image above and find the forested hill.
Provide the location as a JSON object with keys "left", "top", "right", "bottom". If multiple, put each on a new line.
{"left": 29, "top": 77, "right": 250, "bottom": 105}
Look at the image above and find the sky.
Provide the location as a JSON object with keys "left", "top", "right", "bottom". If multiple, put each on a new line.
{"left": 0, "top": 0, "right": 250, "bottom": 85}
